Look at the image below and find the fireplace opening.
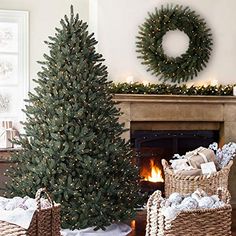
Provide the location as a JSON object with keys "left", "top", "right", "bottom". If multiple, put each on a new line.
{"left": 131, "top": 130, "right": 219, "bottom": 195}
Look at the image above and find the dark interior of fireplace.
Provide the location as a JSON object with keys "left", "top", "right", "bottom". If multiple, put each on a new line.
{"left": 131, "top": 130, "right": 219, "bottom": 195}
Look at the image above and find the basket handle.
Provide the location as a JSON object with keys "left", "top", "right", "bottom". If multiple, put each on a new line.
{"left": 161, "top": 159, "right": 169, "bottom": 169}
{"left": 217, "top": 187, "right": 231, "bottom": 204}
{"left": 35, "top": 188, "right": 54, "bottom": 211}
{"left": 146, "top": 190, "right": 163, "bottom": 236}
{"left": 226, "top": 160, "right": 233, "bottom": 169}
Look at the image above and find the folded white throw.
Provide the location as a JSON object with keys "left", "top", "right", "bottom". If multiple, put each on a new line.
{"left": 0, "top": 196, "right": 50, "bottom": 229}
{"left": 0, "top": 208, "right": 35, "bottom": 229}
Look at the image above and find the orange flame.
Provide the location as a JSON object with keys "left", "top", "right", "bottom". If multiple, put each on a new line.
{"left": 142, "top": 159, "right": 164, "bottom": 183}
{"left": 130, "top": 220, "right": 136, "bottom": 230}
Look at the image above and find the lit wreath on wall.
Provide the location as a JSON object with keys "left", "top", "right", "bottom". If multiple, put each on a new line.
{"left": 136, "top": 5, "right": 213, "bottom": 83}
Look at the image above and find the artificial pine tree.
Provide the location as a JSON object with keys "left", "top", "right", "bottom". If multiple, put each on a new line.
{"left": 6, "top": 6, "right": 141, "bottom": 230}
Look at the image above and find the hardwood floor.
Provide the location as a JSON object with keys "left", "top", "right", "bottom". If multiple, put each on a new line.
{"left": 127, "top": 209, "right": 236, "bottom": 236}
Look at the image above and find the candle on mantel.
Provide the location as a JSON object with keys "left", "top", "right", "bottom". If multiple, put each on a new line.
{"left": 142, "top": 80, "right": 149, "bottom": 86}
{"left": 233, "top": 86, "right": 236, "bottom": 96}
{"left": 210, "top": 79, "right": 218, "bottom": 86}
{"left": 126, "top": 76, "right": 134, "bottom": 84}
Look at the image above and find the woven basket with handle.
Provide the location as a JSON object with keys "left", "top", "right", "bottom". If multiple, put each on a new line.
{"left": 162, "top": 159, "right": 233, "bottom": 197}
{"left": 146, "top": 188, "right": 232, "bottom": 236}
{"left": 0, "top": 188, "right": 61, "bottom": 236}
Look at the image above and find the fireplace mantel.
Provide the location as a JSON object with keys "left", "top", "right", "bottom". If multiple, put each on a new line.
{"left": 114, "top": 94, "right": 236, "bottom": 141}
{"left": 114, "top": 94, "right": 236, "bottom": 206}
{"left": 114, "top": 94, "right": 236, "bottom": 104}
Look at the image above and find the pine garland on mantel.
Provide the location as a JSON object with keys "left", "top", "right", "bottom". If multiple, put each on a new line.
{"left": 109, "top": 83, "right": 235, "bottom": 96}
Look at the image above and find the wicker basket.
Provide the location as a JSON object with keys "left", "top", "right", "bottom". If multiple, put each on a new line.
{"left": 146, "top": 188, "right": 232, "bottom": 236}
{"left": 0, "top": 188, "right": 61, "bottom": 236}
{"left": 162, "top": 159, "right": 233, "bottom": 197}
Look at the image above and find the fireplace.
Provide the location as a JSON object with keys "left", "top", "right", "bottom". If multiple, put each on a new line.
{"left": 131, "top": 130, "right": 219, "bottom": 194}
{"left": 114, "top": 94, "right": 236, "bottom": 207}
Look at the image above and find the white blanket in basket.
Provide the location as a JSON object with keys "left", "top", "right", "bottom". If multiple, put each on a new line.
{"left": 0, "top": 196, "right": 50, "bottom": 229}
{"left": 61, "top": 224, "right": 131, "bottom": 236}
{"left": 0, "top": 208, "right": 35, "bottom": 229}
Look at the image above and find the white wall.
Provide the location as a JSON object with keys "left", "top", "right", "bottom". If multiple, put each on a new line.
{"left": 0, "top": 0, "right": 89, "bottom": 90}
{"left": 0, "top": 0, "right": 235, "bottom": 94}
{"left": 92, "top": 0, "right": 236, "bottom": 85}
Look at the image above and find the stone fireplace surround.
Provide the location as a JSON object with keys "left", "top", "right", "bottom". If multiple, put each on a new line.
{"left": 114, "top": 94, "right": 236, "bottom": 207}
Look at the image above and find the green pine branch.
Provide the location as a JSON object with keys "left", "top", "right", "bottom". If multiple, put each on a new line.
{"left": 109, "top": 83, "right": 234, "bottom": 96}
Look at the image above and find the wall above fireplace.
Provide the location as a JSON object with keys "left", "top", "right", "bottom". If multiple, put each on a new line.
{"left": 114, "top": 94, "right": 236, "bottom": 207}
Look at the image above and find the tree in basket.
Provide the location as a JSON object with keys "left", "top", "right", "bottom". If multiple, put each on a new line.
{"left": 6, "top": 6, "right": 142, "bottom": 230}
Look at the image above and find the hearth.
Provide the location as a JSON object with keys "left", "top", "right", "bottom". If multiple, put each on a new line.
{"left": 131, "top": 130, "right": 219, "bottom": 195}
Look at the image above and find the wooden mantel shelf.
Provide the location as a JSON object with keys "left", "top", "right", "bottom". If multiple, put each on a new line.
{"left": 113, "top": 94, "right": 236, "bottom": 125}
{"left": 113, "top": 94, "right": 236, "bottom": 104}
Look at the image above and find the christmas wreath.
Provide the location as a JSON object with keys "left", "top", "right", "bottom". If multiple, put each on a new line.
{"left": 136, "top": 5, "right": 213, "bottom": 83}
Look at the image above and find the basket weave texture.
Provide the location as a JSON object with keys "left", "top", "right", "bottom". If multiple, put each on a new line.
{"left": 146, "top": 189, "right": 232, "bottom": 236}
{"left": 0, "top": 188, "right": 61, "bottom": 236}
{"left": 162, "top": 159, "right": 233, "bottom": 197}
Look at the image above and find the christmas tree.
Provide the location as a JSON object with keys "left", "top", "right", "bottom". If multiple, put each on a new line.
{"left": 6, "top": 6, "right": 141, "bottom": 230}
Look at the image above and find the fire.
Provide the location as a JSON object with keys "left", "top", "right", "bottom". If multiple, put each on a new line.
{"left": 143, "top": 159, "right": 164, "bottom": 183}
